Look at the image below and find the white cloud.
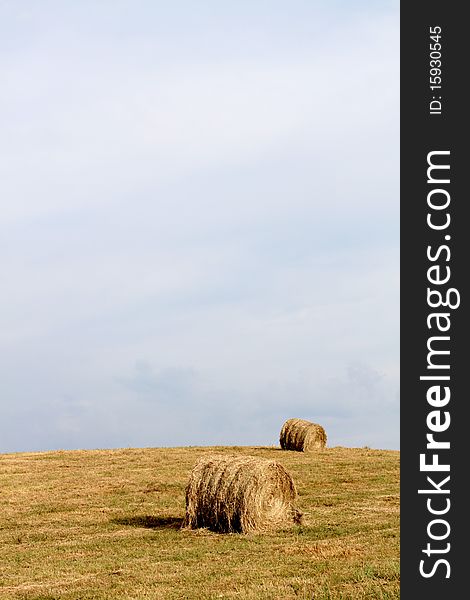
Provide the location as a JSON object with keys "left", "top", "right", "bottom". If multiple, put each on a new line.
{"left": 0, "top": 2, "right": 399, "bottom": 453}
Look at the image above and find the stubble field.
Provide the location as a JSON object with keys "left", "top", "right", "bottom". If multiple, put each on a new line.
{"left": 0, "top": 446, "right": 399, "bottom": 599}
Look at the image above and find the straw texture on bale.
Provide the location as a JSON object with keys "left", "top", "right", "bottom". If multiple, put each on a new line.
{"left": 280, "top": 418, "right": 327, "bottom": 452}
{"left": 184, "top": 454, "right": 301, "bottom": 533}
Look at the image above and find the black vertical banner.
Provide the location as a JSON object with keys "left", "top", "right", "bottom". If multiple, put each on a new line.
{"left": 401, "top": 2, "right": 466, "bottom": 598}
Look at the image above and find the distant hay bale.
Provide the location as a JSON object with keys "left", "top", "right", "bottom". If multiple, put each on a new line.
{"left": 183, "top": 454, "right": 301, "bottom": 533}
{"left": 280, "top": 418, "right": 327, "bottom": 452}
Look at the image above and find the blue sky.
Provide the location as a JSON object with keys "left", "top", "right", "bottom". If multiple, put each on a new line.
{"left": 0, "top": 1, "right": 399, "bottom": 453}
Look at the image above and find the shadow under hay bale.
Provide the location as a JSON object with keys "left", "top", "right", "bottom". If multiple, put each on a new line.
{"left": 279, "top": 418, "right": 327, "bottom": 452}
{"left": 183, "top": 454, "right": 301, "bottom": 534}
{"left": 112, "top": 515, "right": 183, "bottom": 530}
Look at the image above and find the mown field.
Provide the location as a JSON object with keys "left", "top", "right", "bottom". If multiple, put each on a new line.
{"left": 0, "top": 446, "right": 399, "bottom": 599}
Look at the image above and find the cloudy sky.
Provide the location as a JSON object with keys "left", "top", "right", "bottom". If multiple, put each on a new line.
{"left": 0, "top": 1, "right": 399, "bottom": 453}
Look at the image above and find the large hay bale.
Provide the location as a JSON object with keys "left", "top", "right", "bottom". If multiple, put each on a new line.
{"left": 280, "top": 418, "right": 327, "bottom": 452}
{"left": 184, "top": 454, "right": 301, "bottom": 533}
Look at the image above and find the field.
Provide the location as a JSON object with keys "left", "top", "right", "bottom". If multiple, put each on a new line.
{"left": 0, "top": 446, "right": 399, "bottom": 599}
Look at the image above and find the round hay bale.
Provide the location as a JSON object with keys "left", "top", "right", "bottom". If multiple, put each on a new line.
{"left": 183, "top": 454, "right": 301, "bottom": 533}
{"left": 280, "top": 418, "right": 327, "bottom": 452}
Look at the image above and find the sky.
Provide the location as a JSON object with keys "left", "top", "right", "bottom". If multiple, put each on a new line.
{"left": 0, "top": 1, "right": 399, "bottom": 453}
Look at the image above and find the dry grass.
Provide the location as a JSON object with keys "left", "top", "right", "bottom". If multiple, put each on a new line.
{"left": 184, "top": 454, "right": 301, "bottom": 533}
{"left": 280, "top": 418, "right": 327, "bottom": 451}
{"left": 0, "top": 445, "right": 399, "bottom": 599}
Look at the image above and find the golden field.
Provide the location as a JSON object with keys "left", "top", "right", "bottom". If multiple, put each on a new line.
{"left": 0, "top": 445, "right": 399, "bottom": 599}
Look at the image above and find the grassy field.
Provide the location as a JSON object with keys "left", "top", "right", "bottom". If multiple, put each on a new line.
{"left": 0, "top": 446, "right": 399, "bottom": 599}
